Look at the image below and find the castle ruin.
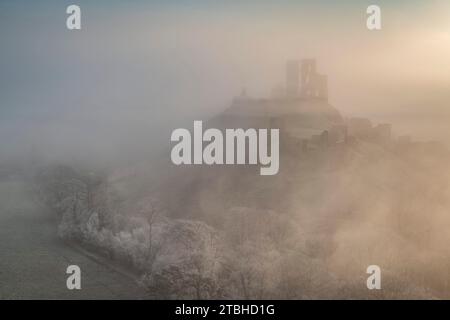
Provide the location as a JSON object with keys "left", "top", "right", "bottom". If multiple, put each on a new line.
{"left": 286, "top": 59, "right": 328, "bottom": 101}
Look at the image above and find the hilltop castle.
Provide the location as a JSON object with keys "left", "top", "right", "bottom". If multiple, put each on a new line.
{"left": 233, "top": 59, "right": 329, "bottom": 104}
{"left": 222, "top": 59, "right": 341, "bottom": 130}
{"left": 215, "top": 59, "right": 394, "bottom": 151}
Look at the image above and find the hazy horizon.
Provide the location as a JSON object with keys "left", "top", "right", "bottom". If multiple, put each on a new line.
{"left": 2, "top": 0, "right": 450, "bottom": 163}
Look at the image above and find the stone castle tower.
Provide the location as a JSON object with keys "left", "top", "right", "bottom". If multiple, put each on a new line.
{"left": 285, "top": 59, "right": 328, "bottom": 101}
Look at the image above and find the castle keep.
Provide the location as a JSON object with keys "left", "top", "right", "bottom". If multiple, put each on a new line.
{"left": 214, "top": 59, "right": 394, "bottom": 151}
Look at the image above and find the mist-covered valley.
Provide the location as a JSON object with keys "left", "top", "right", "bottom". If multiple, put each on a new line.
{"left": 2, "top": 0, "right": 450, "bottom": 300}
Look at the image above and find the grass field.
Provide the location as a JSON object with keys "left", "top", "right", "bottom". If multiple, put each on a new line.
{"left": 0, "top": 176, "right": 147, "bottom": 299}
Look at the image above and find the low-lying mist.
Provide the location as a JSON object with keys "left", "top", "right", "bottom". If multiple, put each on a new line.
{"left": 2, "top": 0, "right": 450, "bottom": 299}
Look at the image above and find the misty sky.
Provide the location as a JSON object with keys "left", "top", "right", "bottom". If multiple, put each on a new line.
{"left": 1, "top": 0, "right": 450, "bottom": 164}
